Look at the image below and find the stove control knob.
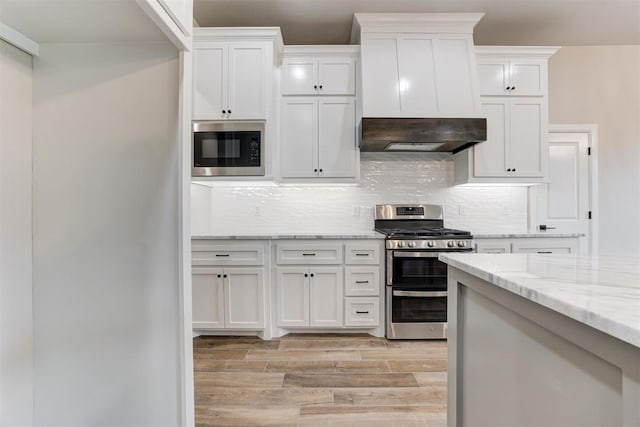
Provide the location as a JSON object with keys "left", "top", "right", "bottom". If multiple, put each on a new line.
{"left": 408, "top": 241, "right": 416, "bottom": 248}
{"left": 447, "top": 241, "right": 455, "bottom": 248}
{"left": 427, "top": 241, "right": 435, "bottom": 248}
{"left": 397, "top": 241, "right": 405, "bottom": 248}
{"left": 457, "top": 241, "right": 467, "bottom": 248}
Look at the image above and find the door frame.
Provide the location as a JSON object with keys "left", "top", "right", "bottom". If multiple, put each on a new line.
{"left": 529, "top": 124, "right": 599, "bottom": 255}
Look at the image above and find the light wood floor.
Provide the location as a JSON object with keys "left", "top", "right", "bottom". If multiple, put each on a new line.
{"left": 193, "top": 334, "right": 447, "bottom": 426}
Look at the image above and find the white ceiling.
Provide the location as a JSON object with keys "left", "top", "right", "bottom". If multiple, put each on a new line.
{"left": 0, "top": 0, "right": 167, "bottom": 44}
{"left": 194, "top": 0, "right": 640, "bottom": 46}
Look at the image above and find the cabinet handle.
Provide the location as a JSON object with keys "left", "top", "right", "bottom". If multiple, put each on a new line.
{"left": 223, "top": 274, "right": 228, "bottom": 278}
{"left": 537, "top": 251, "right": 553, "bottom": 254}
{"left": 216, "top": 254, "right": 230, "bottom": 257}
{"left": 228, "top": 110, "right": 231, "bottom": 114}
{"left": 512, "top": 168, "right": 516, "bottom": 172}
{"left": 355, "top": 253, "right": 369, "bottom": 257}
{"left": 356, "top": 310, "right": 370, "bottom": 314}
{"left": 302, "top": 253, "right": 316, "bottom": 256}
{"left": 217, "top": 274, "right": 221, "bottom": 278}
{"left": 319, "top": 85, "right": 323, "bottom": 89}
{"left": 314, "top": 85, "right": 318, "bottom": 89}
{"left": 506, "top": 86, "right": 511, "bottom": 90}
{"left": 319, "top": 169, "right": 323, "bottom": 172}
{"left": 304, "top": 273, "right": 308, "bottom": 277}
{"left": 314, "top": 169, "right": 318, "bottom": 172}
{"left": 511, "top": 86, "right": 516, "bottom": 91}
{"left": 310, "top": 273, "right": 314, "bottom": 277}
{"left": 222, "top": 110, "right": 227, "bottom": 114}
{"left": 507, "top": 168, "right": 512, "bottom": 172}
{"left": 355, "top": 280, "right": 369, "bottom": 284}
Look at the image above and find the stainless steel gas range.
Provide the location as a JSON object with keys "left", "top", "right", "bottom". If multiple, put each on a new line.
{"left": 374, "top": 204, "right": 474, "bottom": 339}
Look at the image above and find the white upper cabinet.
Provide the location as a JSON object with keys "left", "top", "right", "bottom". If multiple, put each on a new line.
{"left": 193, "top": 42, "right": 267, "bottom": 120}
{"left": 477, "top": 55, "right": 547, "bottom": 96}
{"left": 282, "top": 56, "right": 356, "bottom": 95}
{"left": 193, "top": 28, "right": 284, "bottom": 121}
{"left": 281, "top": 97, "right": 356, "bottom": 178}
{"left": 354, "top": 13, "right": 484, "bottom": 118}
{"left": 454, "top": 46, "right": 559, "bottom": 184}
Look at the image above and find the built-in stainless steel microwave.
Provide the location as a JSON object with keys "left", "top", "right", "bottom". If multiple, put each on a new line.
{"left": 192, "top": 121, "right": 265, "bottom": 177}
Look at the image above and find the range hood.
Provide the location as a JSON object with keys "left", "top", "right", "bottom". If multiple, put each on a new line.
{"left": 360, "top": 117, "right": 486, "bottom": 154}
{"left": 353, "top": 13, "right": 486, "bottom": 154}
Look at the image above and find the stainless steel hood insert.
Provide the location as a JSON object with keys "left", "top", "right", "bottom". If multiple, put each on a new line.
{"left": 360, "top": 118, "right": 486, "bottom": 154}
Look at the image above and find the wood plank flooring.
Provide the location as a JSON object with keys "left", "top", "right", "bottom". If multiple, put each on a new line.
{"left": 194, "top": 334, "right": 447, "bottom": 426}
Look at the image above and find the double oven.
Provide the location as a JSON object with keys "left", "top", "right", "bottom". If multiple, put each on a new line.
{"left": 375, "top": 204, "right": 473, "bottom": 339}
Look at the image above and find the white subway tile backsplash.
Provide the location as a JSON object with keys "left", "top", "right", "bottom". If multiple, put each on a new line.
{"left": 192, "top": 153, "right": 528, "bottom": 235}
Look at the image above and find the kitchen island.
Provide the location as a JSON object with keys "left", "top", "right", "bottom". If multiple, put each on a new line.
{"left": 438, "top": 253, "right": 640, "bottom": 427}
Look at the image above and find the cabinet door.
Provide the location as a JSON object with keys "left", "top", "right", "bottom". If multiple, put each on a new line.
{"left": 360, "top": 34, "right": 401, "bottom": 116}
{"left": 396, "top": 35, "right": 437, "bottom": 115}
{"left": 276, "top": 268, "right": 309, "bottom": 327}
{"left": 282, "top": 58, "right": 318, "bottom": 95}
{"left": 477, "top": 58, "right": 509, "bottom": 96}
{"left": 192, "top": 268, "right": 224, "bottom": 329}
{"left": 317, "top": 98, "right": 356, "bottom": 178}
{"left": 193, "top": 45, "right": 227, "bottom": 120}
{"left": 281, "top": 98, "right": 318, "bottom": 178}
{"left": 509, "top": 60, "right": 545, "bottom": 96}
{"left": 309, "top": 267, "right": 343, "bottom": 327}
{"left": 318, "top": 59, "right": 355, "bottom": 95}
{"left": 227, "top": 42, "right": 266, "bottom": 119}
{"left": 224, "top": 268, "right": 264, "bottom": 329}
{"left": 508, "top": 99, "right": 544, "bottom": 177}
{"left": 434, "top": 35, "right": 479, "bottom": 115}
{"left": 474, "top": 100, "right": 508, "bottom": 177}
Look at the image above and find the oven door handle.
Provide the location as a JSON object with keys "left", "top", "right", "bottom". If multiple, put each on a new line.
{"left": 392, "top": 290, "right": 448, "bottom": 298}
{"left": 393, "top": 251, "right": 441, "bottom": 258}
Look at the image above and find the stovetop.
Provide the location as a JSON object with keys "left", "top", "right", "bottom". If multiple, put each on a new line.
{"left": 375, "top": 227, "right": 472, "bottom": 239}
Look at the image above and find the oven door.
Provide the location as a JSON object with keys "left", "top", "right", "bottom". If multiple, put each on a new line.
{"left": 192, "top": 122, "right": 265, "bottom": 176}
{"left": 387, "top": 251, "right": 448, "bottom": 291}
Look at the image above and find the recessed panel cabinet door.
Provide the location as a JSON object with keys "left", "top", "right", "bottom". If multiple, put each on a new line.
{"left": 509, "top": 60, "right": 545, "bottom": 96}
{"left": 509, "top": 99, "right": 544, "bottom": 177}
{"left": 276, "top": 268, "right": 309, "bottom": 327}
{"left": 282, "top": 58, "right": 317, "bottom": 95}
{"left": 228, "top": 43, "right": 266, "bottom": 119}
{"left": 318, "top": 98, "right": 356, "bottom": 178}
{"left": 193, "top": 45, "right": 226, "bottom": 120}
{"left": 318, "top": 59, "right": 355, "bottom": 95}
{"left": 474, "top": 101, "right": 508, "bottom": 177}
{"left": 309, "top": 267, "right": 343, "bottom": 327}
{"left": 477, "top": 59, "right": 509, "bottom": 95}
{"left": 281, "top": 98, "right": 318, "bottom": 178}
{"left": 361, "top": 35, "right": 401, "bottom": 116}
{"left": 192, "top": 268, "right": 224, "bottom": 329}
{"left": 225, "top": 268, "right": 264, "bottom": 329}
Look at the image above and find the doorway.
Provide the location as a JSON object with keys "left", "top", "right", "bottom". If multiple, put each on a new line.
{"left": 530, "top": 125, "right": 598, "bottom": 255}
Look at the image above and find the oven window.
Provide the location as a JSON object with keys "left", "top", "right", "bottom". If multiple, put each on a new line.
{"left": 194, "top": 131, "right": 261, "bottom": 168}
{"left": 391, "top": 255, "right": 447, "bottom": 291}
{"left": 392, "top": 295, "right": 447, "bottom": 323}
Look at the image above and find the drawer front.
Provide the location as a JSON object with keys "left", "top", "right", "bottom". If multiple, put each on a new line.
{"left": 276, "top": 243, "right": 343, "bottom": 265}
{"left": 345, "top": 266, "right": 380, "bottom": 296}
{"left": 192, "top": 243, "right": 265, "bottom": 266}
{"left": 344, "top": 242, "right": 381, "bottom": 265}
{"left": 344, "top": 297, "right": 379, "bottom": 327}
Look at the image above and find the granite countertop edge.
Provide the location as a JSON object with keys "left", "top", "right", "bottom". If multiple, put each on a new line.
{"left": 438, "top": 253, "right": 640, "bottom": 349}
{"left": 191, "top": 232, "right": 386, "bottom": 240}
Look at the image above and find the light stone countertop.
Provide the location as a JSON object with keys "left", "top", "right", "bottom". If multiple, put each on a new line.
{"left": 474, "top": 233, "right": 583, "bottom": 239}
{"left": 438, "top": 253, "right": 640, "bottom": 349}
{"left": 191, "top": 232, "right": 386, "bottom": 240}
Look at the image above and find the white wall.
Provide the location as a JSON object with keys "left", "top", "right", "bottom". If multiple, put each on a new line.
{"left": 0, "top": 39, "right": 34, "bottom": 427}
{"left": 548, "top": 46, "right": 640, "bottom": 256}
{"left": 32, "top": 43, "right": 181, "bottom": 426}
{"left": 192, "top": 153, "right": 529, "bottom": 235}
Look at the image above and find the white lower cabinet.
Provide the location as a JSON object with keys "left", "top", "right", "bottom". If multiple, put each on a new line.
{"left": 276, "top": 266, "right": 343, "bottom": 327}
{"left": 192, "top": 266, "right": 264, "bottom": 330}
{"left": 475, "top": 237, "right": 579, "bottom": 254}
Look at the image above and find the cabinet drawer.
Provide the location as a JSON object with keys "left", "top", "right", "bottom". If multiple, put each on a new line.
{"left": 344, "top": 242, "right": 381, "bottom": 265}
{"left": 344, "top": 297, "right": 379, "bottom": 327}
{"left": 345, "top": 266, "right": 380, "bottom": 296}
{"left": 192, "top": 242, "right": 265, "bottom": 266}
{"left": 276, "top": 243, "right": 343, "bottom": 265}
{"left": 513, "top": 247, "right": 572, "bottom": 254}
